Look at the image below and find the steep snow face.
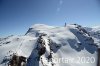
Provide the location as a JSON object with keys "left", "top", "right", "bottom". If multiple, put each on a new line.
{"left": 0, "top": 24, "right": 98, "bottom": 66}
{"left": 85, "top": 26, "right": 100, "bottom": 39}
{"left": 85, "top": 27, "right": 100, "bottom": 47}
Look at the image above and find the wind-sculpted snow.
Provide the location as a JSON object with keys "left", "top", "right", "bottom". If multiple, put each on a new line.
{"left": 0, "top": 24, "right": 99, "bottom": 66}
{"left": 68, "top": 25, "right": 97, "bottom": 54}
{"left": 85, "top": 26, "right": 100, "bottom": 48}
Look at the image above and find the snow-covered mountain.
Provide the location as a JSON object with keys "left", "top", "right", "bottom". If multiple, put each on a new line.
{"left": 85, "top": 26, "right": 100, "bottom": 48}
{"left": 0, "top": 24, "right": 99, "bottom": 66}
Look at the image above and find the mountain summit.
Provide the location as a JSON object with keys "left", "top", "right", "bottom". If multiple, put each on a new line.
{"left": 0, "top": 24, "right": 99, "bottom": 66}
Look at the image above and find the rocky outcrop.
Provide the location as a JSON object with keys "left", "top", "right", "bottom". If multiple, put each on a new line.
{"left": 8, "top": 54, "right": 27, "bottom": 66}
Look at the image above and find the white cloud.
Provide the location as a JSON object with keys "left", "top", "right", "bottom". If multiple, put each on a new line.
{"left": 57, "top": 7, "right": 60, "bottom": 12}
{"left": 56, "top": 0, "right": 63, "bottom": 12}
{"left": 60, "top": 0, "right": 63, "bottom": 5}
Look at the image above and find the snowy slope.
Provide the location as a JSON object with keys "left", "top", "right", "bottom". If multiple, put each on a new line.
{"left": 0, "top": 24, "right": 99, "bottom": 66}
{"left": 85, "top": 26, "right": 100, "bottom": 48}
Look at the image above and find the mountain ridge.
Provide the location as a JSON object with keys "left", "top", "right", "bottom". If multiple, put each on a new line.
{"left": 0, "top": 24, "right": 99, "bottom": 66}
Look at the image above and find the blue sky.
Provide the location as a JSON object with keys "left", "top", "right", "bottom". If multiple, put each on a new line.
{"left": 0, "top": 0, "right": 100, "bottom": 37}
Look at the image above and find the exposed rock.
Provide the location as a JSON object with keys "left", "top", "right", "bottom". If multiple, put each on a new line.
{"left": 8, "top": 54, "right": 27, "bottom": 66}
